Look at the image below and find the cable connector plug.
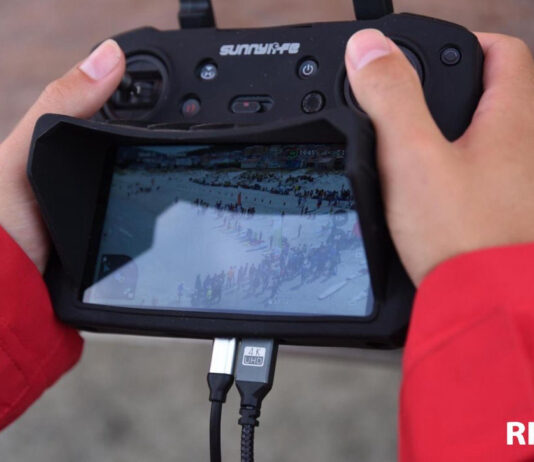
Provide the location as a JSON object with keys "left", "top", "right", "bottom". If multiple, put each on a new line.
{"left": 208, "top": 338, "right": 237, "bottom": 403}
{"left": 207, "top": 338, "right": 237, "bottom": 462}
{"left": 235, "top": 339, "right": 278, "bottom": 462}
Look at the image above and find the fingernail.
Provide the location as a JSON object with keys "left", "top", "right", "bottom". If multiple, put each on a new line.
{"left": 79, "top": 39, "right": 122, "bottom": 80}
{"left": 347, "top": 29, "right": 392, "bottom": 71}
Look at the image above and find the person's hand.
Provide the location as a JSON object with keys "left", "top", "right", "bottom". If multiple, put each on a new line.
{"left": 0, "top": 40, "right": 125, "bottom": 273}
{"left": 345, "top": 30, "right": 534, "bottom": 286}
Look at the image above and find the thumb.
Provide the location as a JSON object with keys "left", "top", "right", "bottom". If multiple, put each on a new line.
{"left": 3, "top": 39, "right": 125, "bottom": 173}
{"left": 34, "top": 39, "right": 125, "bottom": 119}
{"left": 345, "top": 29, "right": 444, "bottom": 153}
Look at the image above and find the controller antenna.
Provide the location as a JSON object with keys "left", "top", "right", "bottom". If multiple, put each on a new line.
{"left": 177, "top": 0, "right": 392, "bottom": 27}
{"left": 353, "top": 0, "right": 394, "bottom": 19}
{"left": 179, "top": 0, "right": 216, "bottom": 29}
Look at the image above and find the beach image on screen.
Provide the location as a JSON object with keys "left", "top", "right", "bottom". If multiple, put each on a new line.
{"left": 82, "top": 144, "right": 373, "bottom": 317}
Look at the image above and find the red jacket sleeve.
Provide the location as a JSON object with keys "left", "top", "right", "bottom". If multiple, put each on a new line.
{"left": 400, "top": 243, "right": 534, "bottom": 461}
{"left": 0, "top": 226, "right": 83, "bottom": 431}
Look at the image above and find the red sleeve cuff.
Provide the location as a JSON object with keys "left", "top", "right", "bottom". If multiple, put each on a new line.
{"left": 404, "top": 242, "right": 534, "bottom": 373}
{"left": 400, "top": 243, "right": 534, "bottom": 461}
{"left": 0, "top": 226, "right": 83, "bottom": 430}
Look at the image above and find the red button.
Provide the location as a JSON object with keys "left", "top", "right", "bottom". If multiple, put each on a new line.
{"left": 182, "top": 98, "right": 201, "bottom": 117}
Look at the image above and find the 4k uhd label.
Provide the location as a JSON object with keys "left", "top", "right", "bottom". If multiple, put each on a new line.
{"left": 243, "top": 346, "right": 266, "bottom": 367}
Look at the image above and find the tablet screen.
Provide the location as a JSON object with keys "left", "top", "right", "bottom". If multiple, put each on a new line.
{"left": 82, "top": 144, "right": 373, "bottom": 317}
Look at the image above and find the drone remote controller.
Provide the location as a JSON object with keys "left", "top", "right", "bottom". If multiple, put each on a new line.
{"left": 28, "top": 0, "right": 483, "bottom": 348}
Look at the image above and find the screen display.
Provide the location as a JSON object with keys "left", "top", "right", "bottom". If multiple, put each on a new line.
{"left": 82, "top": 144, "right": 373, "bottom": 317}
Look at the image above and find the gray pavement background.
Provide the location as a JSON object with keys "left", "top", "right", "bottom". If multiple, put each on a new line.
{"left": 0, "top": 338, "right": 401, "bottom": 462}
{"left": 0, "top": 1, "right": 533, "bottom": 461}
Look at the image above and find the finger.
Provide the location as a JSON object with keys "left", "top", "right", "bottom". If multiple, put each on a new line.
{"left": 475, "top": 32, "right": 534, "bottom": 91}
{"left": 345, "top": 29, "right": 445, "bottom": 155}
{"left": 459, "top": 33, "right": 534, "bottom": 147}
{"left": 2, "top": 39, "right": 125, "bottom": 174}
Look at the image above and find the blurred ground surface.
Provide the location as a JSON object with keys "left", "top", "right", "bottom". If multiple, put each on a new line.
{"left": 0, "top": 1, "right": 533, "bottom": 461}
{"left": 0, "top": 339, "right": 401, "bottom": 462}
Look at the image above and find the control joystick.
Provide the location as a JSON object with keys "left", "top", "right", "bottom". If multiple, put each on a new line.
{"left": 104, "top": 54, "right": 167, "bottom": 121}
{"left": 343, "top": 45, "right": 425, "bottom": 113}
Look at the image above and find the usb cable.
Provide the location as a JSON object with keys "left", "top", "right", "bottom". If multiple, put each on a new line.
{"left": 207, "top": 338, "right": 237, "bottom": 462}
{"left": 235, "top": 339, "right": 278, "bottom": 462}
{"left": 207, "top": 338, "right": 278, "bottom": 462}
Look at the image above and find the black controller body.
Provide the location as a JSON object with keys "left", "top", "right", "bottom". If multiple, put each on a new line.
{"left": 102, "top": 13, "right": 483, "bottom": 142}
{"left": 29, "top": 13, "right": 484, "bottom": 349}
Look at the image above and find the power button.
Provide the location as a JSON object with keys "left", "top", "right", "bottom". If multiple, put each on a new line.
{"left": 298, "top": 59, "right": 319, "bottom": 79}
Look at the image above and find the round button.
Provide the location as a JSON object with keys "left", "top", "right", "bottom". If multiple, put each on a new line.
{"left": 182, "top": 98, "right": 201, "bottom": 117}
{"left": 301, "top": 92, "right": 325, "bottom": 114}
{"left": 199, "top": 63, "right": 218, "bottom": 81}
{"left": 441, "top": 47, "right": 462, "bottom": 66}
{"left": 298, "top": 59, "right": 319, "bottom": 79}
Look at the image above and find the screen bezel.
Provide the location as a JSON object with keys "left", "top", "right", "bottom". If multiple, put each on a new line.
{"left": 29, "top": 112, "right": 415, "bottom": 348}
{"left": 80, "top": 143, "right": 378, "bottom": 322}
